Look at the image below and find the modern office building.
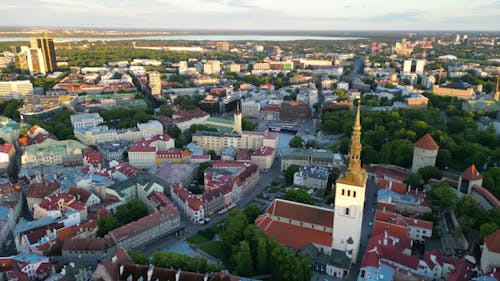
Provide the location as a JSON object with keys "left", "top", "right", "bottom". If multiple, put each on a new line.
{"left": 30, "top": 36, "right": 57, "bottom": 73}
{"left": 0, "top": 80, "right": 34, "bottom": 100}
{"left": 148, "top": 71, "right": 162, "bottom": 96}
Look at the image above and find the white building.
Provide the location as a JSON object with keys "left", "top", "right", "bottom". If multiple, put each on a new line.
{"left": 241, "top": 100, "right": 261, "bottom": 118}
{"left": 203, "top": 60, "right": 221, "bottom": 75}
{"left": 403, "top": 59, "right": 412, "bottom": 74}
{"left": 70, "top": 113, "right": 104, "bottom": 129}
{"left": 170, "top": 183, "right": 204, "bottom": 224}
{"left": 293, "top": 166, "right": 329, "bottom": 189}
{"left": 415, "top": 59, "right": 425, "bottom": 75}
{"left": 337, "top": 81, "right": 349, "bottom": 91}
{"left": 0, "top": 80, "right": 34, "bottom": 100}
{"left": 481, "top": 230, "right": 500, "bottom": 274}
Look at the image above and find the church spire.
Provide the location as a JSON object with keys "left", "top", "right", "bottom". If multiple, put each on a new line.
{"left": 348, "top": 97, "right": 362, "bottom": 172}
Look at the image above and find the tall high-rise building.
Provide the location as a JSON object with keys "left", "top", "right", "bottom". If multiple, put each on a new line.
{"left": 215, "top": 42, "right": 229, "bottom": 51}
{"left": 403, "top": 59, "right": 412, "bottom": 74}
{"left": 148, "top": 71, "right": 162, "bottom": 96}
{"left": 415, "top": 59, "right": 426, "bottom": 75}
{"left": 203, "top": 60, "right": 221, "bottom": 75}
{"left": 332, "top": 98, "right": 366, "bottom": 262}
{"left": 14, "top": 52, "right": 29, "bottom": 72}
{"left": 30, "top": 35, "right": 57, "bottom": 73}
{"left": 28, "top": 48, "right": 46, "bottom": 75}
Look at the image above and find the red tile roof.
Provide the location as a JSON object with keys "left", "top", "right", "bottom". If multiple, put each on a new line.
{"left": 62, "top": 237, "right": 115, "bottom": 252}
{"left": 128, "top": 145, "right": 156, "bottom": 153}
{"left": 0, "top": 142, "right": 14, "bottom": 154}
{"left": 110, "top": 207, "right": 179, "bottom": 241}
{"left": 265, "top": 199, "right": 334, "bottom": 228}
{"left": 461, "top": 165, "right": 482, "bottom": 181}
{"left": 255, "top": 214, "right": 332, "bottom": 248}
{"left": 172, "top": 183, "right": 203, "bottom": 211}
{"left": 472, "top": 185, "right": 500, "bottom": 209}
{"left": 378, "top": 244, "right": 420, "bottom": 270}
{"left": 25, "top": 182, "right": 60, "bottom": 198}
{"left": 376, "top": 210, "right": 433, "bottom": 230}
{"left": 252, "top": 146, "right": 274, "bottom": 157}
{"left": 68, "top": 187, "right": 91, "bottom": 203}
{"left": 484, "top": 230, "right": 500, "bottom": 254}
{"left": 414, "top": 133, "right": 439, "bottom": 150}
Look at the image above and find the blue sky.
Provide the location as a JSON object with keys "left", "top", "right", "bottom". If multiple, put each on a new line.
{"left": 1, "top": 0, "right": 499, "bottom": 30}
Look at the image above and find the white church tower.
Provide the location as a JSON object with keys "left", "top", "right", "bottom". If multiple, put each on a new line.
{"left": 332, "top": 98, "right": 366, "bottom": 263}
{"left": 234, "top": 102, "right": 242, "bottom": 134}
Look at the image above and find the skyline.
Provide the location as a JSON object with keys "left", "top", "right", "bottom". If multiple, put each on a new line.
{"left": 1, "top": 0, "right": 500, "bottom": 31}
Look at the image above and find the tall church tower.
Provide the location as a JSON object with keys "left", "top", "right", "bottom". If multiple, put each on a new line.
{"left": 234, "top": 101, "right": 242, "bottom": 134}
{"left": 332, "top": 98, "right": 367, "bottom": 263}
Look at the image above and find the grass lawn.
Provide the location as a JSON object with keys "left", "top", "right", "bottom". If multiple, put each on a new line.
{"left": 186, "top": 233, "right": 211, "bottom": 245}
{"left": 207, "top": 223, "right": 223, "bottom": 234}
{"left": 199, "top": 241, "right": 225, "bottom": 260}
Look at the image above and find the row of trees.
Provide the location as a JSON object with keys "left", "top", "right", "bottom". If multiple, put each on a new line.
{"left": 322, "top": 103, "right": 500, "bottom": 196}
{"left": 127, "top": 250, "right": 223, "bottom": 274}
{"left": 96, "top": 200, "right": 148, "bottom": 237}
{"left": 97, "top": 107, "right": 154, "bottom": 129}
{"left": 28, "top": 108, "right": 75, "bottom": 140}
{"left": 430, "top": 183, "right": 499, "bottom": 241}
{"left": 219, "top": 207, "right": 312, "bottom": 280}
{"left": 0, "top": 99, "right": 24, "bottom": 121}
{"left": 289, "top": 136, "right": 320, "bottom": 149}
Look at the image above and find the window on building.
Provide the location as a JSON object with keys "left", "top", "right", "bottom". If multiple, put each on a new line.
{"left": 353, "top": 191, "right": 356, "bottom": 198}
{"left": 347, "top": 190, "right": 351, "bottom": 196}
{"left": 345, "top": 208, "right": 350, "bottom": 216}
{"left": 342, "top": 189, "right": 345, "bottom": 195}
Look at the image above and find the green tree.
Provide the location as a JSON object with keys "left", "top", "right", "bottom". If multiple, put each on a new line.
{"left": 482, "top": 167, "right": 500, "bottom": 198}
{"left": 406, "top": 173, "right": 424, "bottom": 189}
{"left": 479, "top": 222, "right": 499, "bottom": 241}
{"left": 208, "top": 150, "right": 217, "bottom": 160}
{"left": 283, "top": 189, "right": 315, "bottom": 205}
{"left": 96, "top": 215, "right": 120, "bottom": 237}
{"left": 284, "top": 165, "right": 300, "bottom": 186}
{"left": 128, "top": 250, "right": 149, "bottom": 265}
{"left": 167, "top": 125, "right": 181, "bottom": 139}
{"left": 158, "top": 104, "right": 174, "bottom": 117}
{"left": 256, "top": 235, "right": 268, "bottom": 274}
{"left": 304, "top": 139, "right": 320, "bottom": 149}
{"left": 244, "top": 203, "right": 262, "bottom": 223}
{"left": 197, "top": 162, "right": 212, "bottom": 183}
{"left": 221, "top": 209, "right": 249, "bottom": 252}
{"left": 289, "top": 136, "right": 304, "bottom": 148}
{"left": 233, "top": 241, "right": 254, "bottom": 276}
{"left": 430, "top": 183, "right": 457, "bottom": 209}
{"left": 418, "top": 166, "right": 443, "bottom": 182}
{"left": 116, "top": 200, "right": 148, "bottom": 225}
{"left": 241, "top": 118, "right": 256, "bottom": 131}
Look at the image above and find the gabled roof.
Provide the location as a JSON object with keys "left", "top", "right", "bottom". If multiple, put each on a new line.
{"left": 265, "top": 198, "right": 334, "bottom": 228}
{"left": 461, "top": 165, "right": 482, "bottom": 181}
{"left": 484, "top": 230, "right": 500, "bottom": 254}
{"left": 414, "top": 133, "right": 439, "bottom": 150}
{"left": 255, "top": 214, "right": 332, "bottom": 249}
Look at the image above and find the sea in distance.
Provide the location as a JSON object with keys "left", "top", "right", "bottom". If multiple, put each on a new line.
{"left": 0, "top": 34, "right": 363, "bottom": 42}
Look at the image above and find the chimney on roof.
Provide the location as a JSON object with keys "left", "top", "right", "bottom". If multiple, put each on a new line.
{"left": 204, "top": 273, "right": 209, "bottom": 281}
{"left": 119, "top": 265, "right": 124, "bottom": 276}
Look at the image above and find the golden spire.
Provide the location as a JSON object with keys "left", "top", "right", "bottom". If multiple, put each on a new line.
{"left": 336, "top": 97, "right": 367, "bottom": 187}
{"left": 348, "top": 97, "right": 362, "bottom": 172}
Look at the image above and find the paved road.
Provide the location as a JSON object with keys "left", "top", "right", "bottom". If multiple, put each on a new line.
{"left": 142, "top": 158, "right": 281, "bottom": 256}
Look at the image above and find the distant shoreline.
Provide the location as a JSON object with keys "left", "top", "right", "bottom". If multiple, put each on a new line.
{"left": 0, "top": 34, "right": 365, "bottom": 42}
